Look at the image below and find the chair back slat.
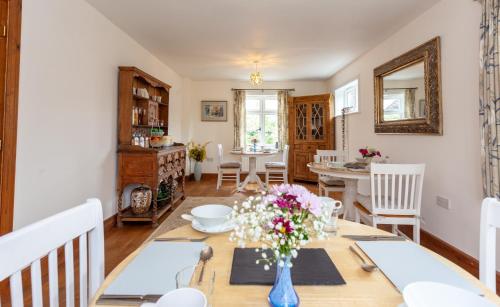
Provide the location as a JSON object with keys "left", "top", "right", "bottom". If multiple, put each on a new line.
{"left": 30, "top": 259, "right": 43, "bottom": 306}
{"left": 480, "top": 197, "right": 500, "bottom": 292}
{"left": 316, "top": 150, "right": 347, "bottom": 163}
{"left": 9, "top": 271, "right": 23, "bottom": 307}
{"left": 217, "top": 144, "right": 224, "bottom": 164}
{"left": 0, "top": 199, "right": 104, "bottom": 306}
{"left": 64, "top": 241, "right": 75, "bottom": 307}
{"left": 79, "top": 233, "right": 88, "bottom": 307}
{"left": 48, "top": 249, "right": 59, "bottom": 307}
{"left": 282, "top": 145, "right": 290, "bottom": 165}
{"left": 369, "top": 164, "right": 425, "bottom": 216}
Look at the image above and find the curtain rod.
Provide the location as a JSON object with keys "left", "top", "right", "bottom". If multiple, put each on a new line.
{"left": 231, "top": 88, "right": 295, "bottom": 91}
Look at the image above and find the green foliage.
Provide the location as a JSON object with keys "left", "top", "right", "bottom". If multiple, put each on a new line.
{"left": 187, "top": 141, "right": 210, "bottom": 162}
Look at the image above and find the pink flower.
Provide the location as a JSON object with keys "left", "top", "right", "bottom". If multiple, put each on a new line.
{"left": 296, "top": 192, "right": 322, "bottom": 216}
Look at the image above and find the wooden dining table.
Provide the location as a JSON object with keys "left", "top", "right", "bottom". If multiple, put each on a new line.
{"left": 91, "top": 220, "right": 499, "bottom": 307}
{"left": 308, "top": 162, "right": 370, "bottom": 221}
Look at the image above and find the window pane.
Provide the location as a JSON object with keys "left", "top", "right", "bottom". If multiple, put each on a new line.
{"left": 264, "top": 114, "right": 278, "bottom": 145}
{"left": 245, "top": 114, "right": 261, "bottom": 145}
{"left": 265, "top": 99, "right": 278, "bottom": 111}
{"left": 246, "top": 99, "right": 260, "bottom": 111}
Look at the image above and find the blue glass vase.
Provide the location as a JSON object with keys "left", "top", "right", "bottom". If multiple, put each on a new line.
{"left": 268, "top": 256, "right": 299, "bottom": 307}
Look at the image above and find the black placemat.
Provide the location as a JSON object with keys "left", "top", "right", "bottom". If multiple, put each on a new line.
{"left": 229, "top": 248, "right": 346, "bottom": 285}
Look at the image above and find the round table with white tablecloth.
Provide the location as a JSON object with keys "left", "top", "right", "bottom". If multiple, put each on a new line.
{"left": 230, "top": 150, "right": 278, "bottom": 191}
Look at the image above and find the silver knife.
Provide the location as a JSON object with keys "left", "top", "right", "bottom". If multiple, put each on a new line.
{"left": 98, "top": 294, "right": 163, "bottom": 302}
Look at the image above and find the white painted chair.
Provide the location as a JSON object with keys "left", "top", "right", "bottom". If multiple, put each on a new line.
{"left": 216, "top": 144, "right": 241, "bottom": 190}
{"left": 316, "top": 150, "right": 347, "bottom": 196}
{"left": 265, "top": 145, "right": 289, "bottom": 187}
{"left": 479, "top": 197, "right": 500, "bottom": 292}
{"left": 0, "top": 198, "right": 104, "bottom": 307}
{"left": 354, "top": 163, "right": 425, "bottom": 244}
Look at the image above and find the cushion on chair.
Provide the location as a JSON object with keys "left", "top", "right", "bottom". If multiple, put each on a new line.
{"left": 319, "top": 177, "right": 345, "bottom": 187}
{"left": 220, "top": 161, "right": 241, "bottom": 169}
{"left": 265, "top": 162, "right": 286, "bottom": 169}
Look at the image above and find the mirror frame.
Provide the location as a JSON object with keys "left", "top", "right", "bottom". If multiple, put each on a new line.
{"left": 374, "top": 37, "right": 442, "bottom": 135}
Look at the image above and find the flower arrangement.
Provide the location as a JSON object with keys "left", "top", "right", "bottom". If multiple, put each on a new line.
{"left": 359, "top": 147, "right": 381, "bottom": 158}
{"left": 229, "top": 184, "right": 328, "bottom": 270}
{"left": 187, "top": 141, "right": 210, "bottom": 162}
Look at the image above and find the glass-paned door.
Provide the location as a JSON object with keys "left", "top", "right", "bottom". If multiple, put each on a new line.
{"left": 311, "top": 103, "right": 325, "bottom": 140}
{"left": 295, "top": 103, "right": 307, "bottom": 141}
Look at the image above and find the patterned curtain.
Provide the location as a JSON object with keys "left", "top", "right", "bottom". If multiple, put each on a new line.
{"left": 404, "top": 88, "right": 416, "bottom": 118}
{"left": 233, "top": 90, "right": 246, "bottom": 148}
{"left": 479, "top": 0, "right": 500, "bottom": 197}
{"left": 277, "top": 90, "right": 289, "bottom": 150}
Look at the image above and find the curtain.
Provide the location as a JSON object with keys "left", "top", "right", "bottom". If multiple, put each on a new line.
{"left": 233, "top": 90, "right": 246, "bottom": 148}
{"left": 277, "top": 90, "right": 289, "bottom": 150}
{"left": 479, "top": 0, "right": 500, "bottom": 198}
{"left": 404, "top": 88, "right": 416, "bottom": 118}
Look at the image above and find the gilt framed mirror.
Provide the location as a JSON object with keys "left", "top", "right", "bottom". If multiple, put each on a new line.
{"left": 374, "top": 37, "right": 442, "bottom": 134}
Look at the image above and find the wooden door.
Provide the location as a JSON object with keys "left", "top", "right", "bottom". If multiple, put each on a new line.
{"left": 288, "top": 94, "right": 334, "bottom": 182}
{"left": 0, "top": 0, "right": 21, "bottom": 236}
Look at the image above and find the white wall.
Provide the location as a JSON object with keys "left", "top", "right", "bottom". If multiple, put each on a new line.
{"left": 186, "top": 80, "right": 328, "bottom": 174}
{"left": 14, "top": 0, "right": 189, "bottom": 227}
{"left": 328, "top": 0, "right": 485, "bottom": 261}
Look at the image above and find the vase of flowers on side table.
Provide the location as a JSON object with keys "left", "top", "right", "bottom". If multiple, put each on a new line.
{"left": 229, "top": 184, "right": 328, "bottom": 307}
{"left": 357, "top": 147, "right": 381, "bottom": 164}
{"left": 187, "top": 141, "right": 210, "bottom": 181}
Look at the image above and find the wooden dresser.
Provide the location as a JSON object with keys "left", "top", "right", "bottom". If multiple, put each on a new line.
{"left": 116, "top": 67, "right": 186, "bottom": 227}
{"left": 117, "top": 145, "right": 185, "bottom": 227}
{"left": 288, "top": 94, "right": 335, "bottom": 182}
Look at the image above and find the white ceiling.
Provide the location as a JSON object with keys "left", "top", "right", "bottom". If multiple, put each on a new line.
{"left": 86, "top": 0, "right": 439, "bottom": 81}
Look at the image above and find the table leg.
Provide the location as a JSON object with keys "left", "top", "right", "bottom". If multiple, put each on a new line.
{"left": 342, "top": 179, "right": 358, "bottom": 221}
{"left": 238, "top": 156, "right": 264, "bottom": 191}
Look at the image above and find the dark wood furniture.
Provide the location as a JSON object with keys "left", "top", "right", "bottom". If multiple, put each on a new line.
{"left": 116, "top": 67, "right": 185, "bottom": 227}
{"left": 288, "top": 94, "right": 334, "bottom": 182}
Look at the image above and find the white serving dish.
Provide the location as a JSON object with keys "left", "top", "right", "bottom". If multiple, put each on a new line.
{"left": 189, "top": 204, "right": 233, "bottom": 227}
{"left": 403, "top": 282, "right": 495, "bottom": 307}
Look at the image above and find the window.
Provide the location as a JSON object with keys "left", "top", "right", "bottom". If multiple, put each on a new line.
{"left": 245, "top": 93, "right": 278, "bottom": 148}
{"left": 383, "top": 89, "right": 406, "bottom": 121}
{"left": 334, "top": 79, "right": 359, "bottom": 116}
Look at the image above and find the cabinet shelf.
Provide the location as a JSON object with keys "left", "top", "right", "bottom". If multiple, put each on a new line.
{"left": 133, "top": 95, "right": 168, "bottom": 107}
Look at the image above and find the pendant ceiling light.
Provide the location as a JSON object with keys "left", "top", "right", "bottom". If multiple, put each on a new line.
{"left": 250, "top": 61, "right": 263, "bottom": 86}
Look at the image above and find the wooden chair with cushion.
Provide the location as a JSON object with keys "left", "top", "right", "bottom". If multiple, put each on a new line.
{"left": 480, "top": 197, "right": 500, "bottom": 292}
{"left": 316, "top": 150, "right": 347, "bottom": 196}
{"left": 354, "top": 163, "right": 425, "bottom": 243}
{"left": 216, "top": 144, "right": 241, "bottom": 190}
{"left": 265, "top": 145, "right": 289, "bottom": 187}
{"left": 0, "top": 199, "right": 104, "bottom": 307}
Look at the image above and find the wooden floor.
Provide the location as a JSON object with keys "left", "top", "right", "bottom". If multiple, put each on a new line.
{"left": 2, "top": 175, "right": 497, "bottom": 306}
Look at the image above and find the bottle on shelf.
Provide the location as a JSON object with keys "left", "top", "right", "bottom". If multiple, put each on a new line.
{"left": 139, "top": 134, "right": 145, "bottom": 147}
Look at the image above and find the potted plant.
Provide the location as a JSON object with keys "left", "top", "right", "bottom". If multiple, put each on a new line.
{"left": 229, "top": 184, "right": 328, "bottom": 306}
{"left": 187, "top": 141, "right": 210, "bottom": 181}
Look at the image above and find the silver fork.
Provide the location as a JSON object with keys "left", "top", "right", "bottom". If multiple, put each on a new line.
{"left": 154, "top": 236, "right": 209, "bottom": 242}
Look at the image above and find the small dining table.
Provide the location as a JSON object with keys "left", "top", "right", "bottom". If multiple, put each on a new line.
{"left": 91, "top": 220, "right": 499, "bottom": 307}
{"left": 230, "top": 150, "right": 277, "bottom": 192}
{"left": 308, "top": 162, "right": 370, "bottom": 221}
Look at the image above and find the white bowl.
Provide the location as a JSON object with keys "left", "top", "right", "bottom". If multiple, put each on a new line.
{"left": 155, "top": 288, "right": 207, "bottom": 307}
{"left": 403, "top": 282, "right": 495, "bottom": 307}
{"left": 191, "top": 204, "right": 233, "bottom": 227}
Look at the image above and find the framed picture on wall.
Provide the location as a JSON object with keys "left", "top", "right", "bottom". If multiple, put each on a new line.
{"left": 201, "top": 100, "right": 227, "bottom": 121}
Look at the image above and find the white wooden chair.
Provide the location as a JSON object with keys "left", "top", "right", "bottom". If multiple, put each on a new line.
{"left": 316, "top": 150, "right": 347, "bottom": 196}
{"left": 354, "top": 163, "right": 425, "bottom": 243}
{"left": 0, "top": 198, "right": 104, "bottom": 307}
{"left": 479, "top": 197, "right": 500, "bottom": 292}
{"left": 216, "top": 144, "right": 241, "bottom": 190}
{"left": 265, "top": 145, "right": 289, "bottom": 187}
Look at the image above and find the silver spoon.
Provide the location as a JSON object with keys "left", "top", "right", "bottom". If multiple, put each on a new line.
{"left": 349, "top": 245, "right": 378, "bottom": 272}
{"left": 198, "top": 246, "right": 214, "bottom": 284}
